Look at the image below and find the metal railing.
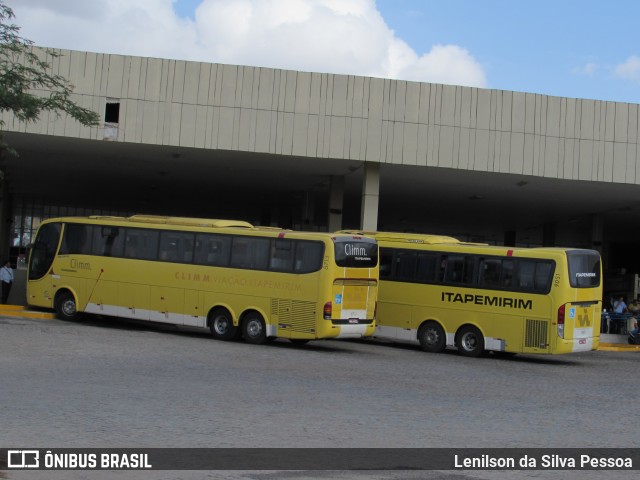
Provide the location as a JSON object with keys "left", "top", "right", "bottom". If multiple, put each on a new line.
{"left": 601, "top": 311, "right": 636, "bottom": 334}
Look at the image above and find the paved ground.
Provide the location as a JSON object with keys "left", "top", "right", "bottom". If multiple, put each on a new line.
{"left": 0, "top": 314, "right": 637, "bottom": 480}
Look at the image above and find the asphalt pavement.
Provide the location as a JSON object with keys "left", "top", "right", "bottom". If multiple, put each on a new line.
{"left": 0, "top": 314, "right": 638, "bottom": 480}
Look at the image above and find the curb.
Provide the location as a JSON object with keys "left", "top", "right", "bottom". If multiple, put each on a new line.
{"left": 0, "top": 305, "right": 56, "bottom": 320}
{"left": 597, "top": 343, "right": 640, "bottom": 352}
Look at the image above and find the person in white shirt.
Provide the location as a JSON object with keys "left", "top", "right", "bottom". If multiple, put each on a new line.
{"left": 614, "top": 296, "right": 627, "bottom": 314}
{"left": 0, "top": 260, "right": 14, "bottom": 304}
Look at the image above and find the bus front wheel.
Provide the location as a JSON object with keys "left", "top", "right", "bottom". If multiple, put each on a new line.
{"left": 418, "top": 321, "right": 446, "bottom": 353}
{"left": 456, "top": 325, "right": 485, "bottom": 357}
{"left": 209, "top": 308, "right": 237, "bottom": 341}
{"left": 55, "top": 291, "right": 78, "bottom": 321}
{"left": 243, "top": 313, "right": 267, "bottom": 345}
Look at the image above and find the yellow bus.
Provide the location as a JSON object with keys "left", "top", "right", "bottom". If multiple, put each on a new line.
{"left": 27, "top": 215, "right": 378, "bottom": 344}
{"left": 339, "top": 231, "right": 602, "bottom": 356}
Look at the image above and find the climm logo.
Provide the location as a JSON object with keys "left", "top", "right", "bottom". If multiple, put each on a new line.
{"left": 344, "top": 244, "right": 367, "bottom": 256}
{"left": 442, "top": 292, "right": 533, "bottom": 310}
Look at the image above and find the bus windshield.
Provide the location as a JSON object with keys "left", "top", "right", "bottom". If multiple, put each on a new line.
{"left": 28, "top": 222, "right": 61, "bottom": 280}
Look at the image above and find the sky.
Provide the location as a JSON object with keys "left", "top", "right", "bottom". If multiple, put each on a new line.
{"left": 8, "top": 0, "right": 640, "bottom": 104}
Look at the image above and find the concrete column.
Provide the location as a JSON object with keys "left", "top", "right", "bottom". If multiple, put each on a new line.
{"left": 360, "top": 162, "right": 380, "bottom": 231}
{"left": 327, "top": 175, "right": 344, "bottom": 232}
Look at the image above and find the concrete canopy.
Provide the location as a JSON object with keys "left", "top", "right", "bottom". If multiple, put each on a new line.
{"left": 3, "top": 129, "right": 640, "bottom": 247}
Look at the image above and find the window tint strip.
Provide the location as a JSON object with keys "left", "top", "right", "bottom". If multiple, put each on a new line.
{"left": 379, "top": 247, "right": 555, "bottom": 294}
{"left": 58, "top": 223, "right": 324, "bottom": 274}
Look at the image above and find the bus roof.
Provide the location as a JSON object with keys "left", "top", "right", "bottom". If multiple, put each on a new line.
{"left": 337, "top": 230, "right": 461, "bottom": 245}
{"left": 338, "top": 230, "right": 600, "bottom": 257}
{"left": 89, "top": 215, "right": 254, "bottom": 229}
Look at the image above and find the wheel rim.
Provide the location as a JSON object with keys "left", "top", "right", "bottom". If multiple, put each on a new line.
{"left": 246, "top": 318, "right": 263, "bottom": 338}
{"left": 62, "top": 299, "right": 76, "bottom": 317}
{"left": 425, "top": 328, "right": 439, "bottom": 345}
{"left": 461, "top": 331, "right": 477, "bottom": 351}
{"left": 213, "top": 315, "right": 230, "bottom": 335}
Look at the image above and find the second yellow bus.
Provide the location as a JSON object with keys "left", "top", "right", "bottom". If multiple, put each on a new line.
{"left": 340, "top": 231, "right": 602, "bottom": 356}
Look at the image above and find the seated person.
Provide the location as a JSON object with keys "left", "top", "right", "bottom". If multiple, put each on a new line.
{"left": 630, "top": 318, "right": 639, "bottom": 338}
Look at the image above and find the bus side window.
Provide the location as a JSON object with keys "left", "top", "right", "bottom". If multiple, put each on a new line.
{"left": 479, "top": 258, "right": 501, "bottom": 289}
{"left": 395, "top": 252, "right": 417, "bottom": 281}
{"left": 231, "top": 237, "right": 269, "bottom": 270}
{"left": 438, "top": 255, "right": 448, "bottom": 282}
{"left": 534, "top": 262, "right": 553, "bottom": 292}
{"left": 444, "top": 255, "right": 466, "bottom": 283}
{"left": 159, "top": 232, "right": 194, "bottom": 263}
{"left": 270, "top": 239, "right": 294, "bottom": 272}
{"left": 294, "top": 241, "right": 323, "bottom": 273}
{"left": 416, "top": 253, "right": 437, "bottom": 283}
{"left": 60, "top": 224, "right": 93, "bottom": 255}
{"left": 252, "top": 238, "right": 270, "bottom": 270}
{"left": 124, "top": 228, "right": 159, "bottom": 261}
{"left": 517, "top": 261, "right": 535, "bottom": 290}
{"left": 194, "top": 234, "right": 231, "bottom": 266}
{"left": 379, "top": 249, "right": 393, "bottom": 278}
{"left": 93, "top": 226, "right": 123, "bottom": 257}
{"left": 501, "top": 259, "right": 515, "bottom": 288}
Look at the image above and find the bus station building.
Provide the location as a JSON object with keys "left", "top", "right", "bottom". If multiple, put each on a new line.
{"left": 1, "top": 48, "right": 640, "bottom": 299}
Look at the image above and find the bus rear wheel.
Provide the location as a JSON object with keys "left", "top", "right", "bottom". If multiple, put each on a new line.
{"left": 456, "top": 325, "right": 485, "bottom": 357}
{"left": 55, "top": 291, "right": 78, "bottom": 321}
{"left": 243, "top": 313, "right": 267, "bottom": 345}
{"left": 209, "top": 308, "right": 237, "bottom": 341}
{"left": 418, "top": 321, "right": 446, "bottom": 353}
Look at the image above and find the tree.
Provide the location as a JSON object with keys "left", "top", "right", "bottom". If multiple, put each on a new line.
{"left": 0, "top": 0, "right": 100, "bottom": 156}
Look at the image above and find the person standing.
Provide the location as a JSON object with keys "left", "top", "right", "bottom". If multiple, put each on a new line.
{"left": 614, "top": 296, "right": 627, "bottom": 314}
{"left": 0, "top": 260, "right": 14, "bottom": 304}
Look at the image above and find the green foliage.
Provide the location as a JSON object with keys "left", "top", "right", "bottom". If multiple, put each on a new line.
{"left": 0, "top": 1, "right": 100, "bottom": 156}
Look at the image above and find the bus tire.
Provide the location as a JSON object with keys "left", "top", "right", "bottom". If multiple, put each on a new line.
{"left": 418, "top": 321, "right": 446, "bottom": 353}
{"left": 209, "top": 308, "right": 237, "bottom": 341}
{"left": 456, "top": 325, "right": 485, "bottom": 357}
{"left": 55, "top": 291, "right": 79, "bottom": 321}
{"left": 243, "top": 312, "right": 267, "bottom": 345}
